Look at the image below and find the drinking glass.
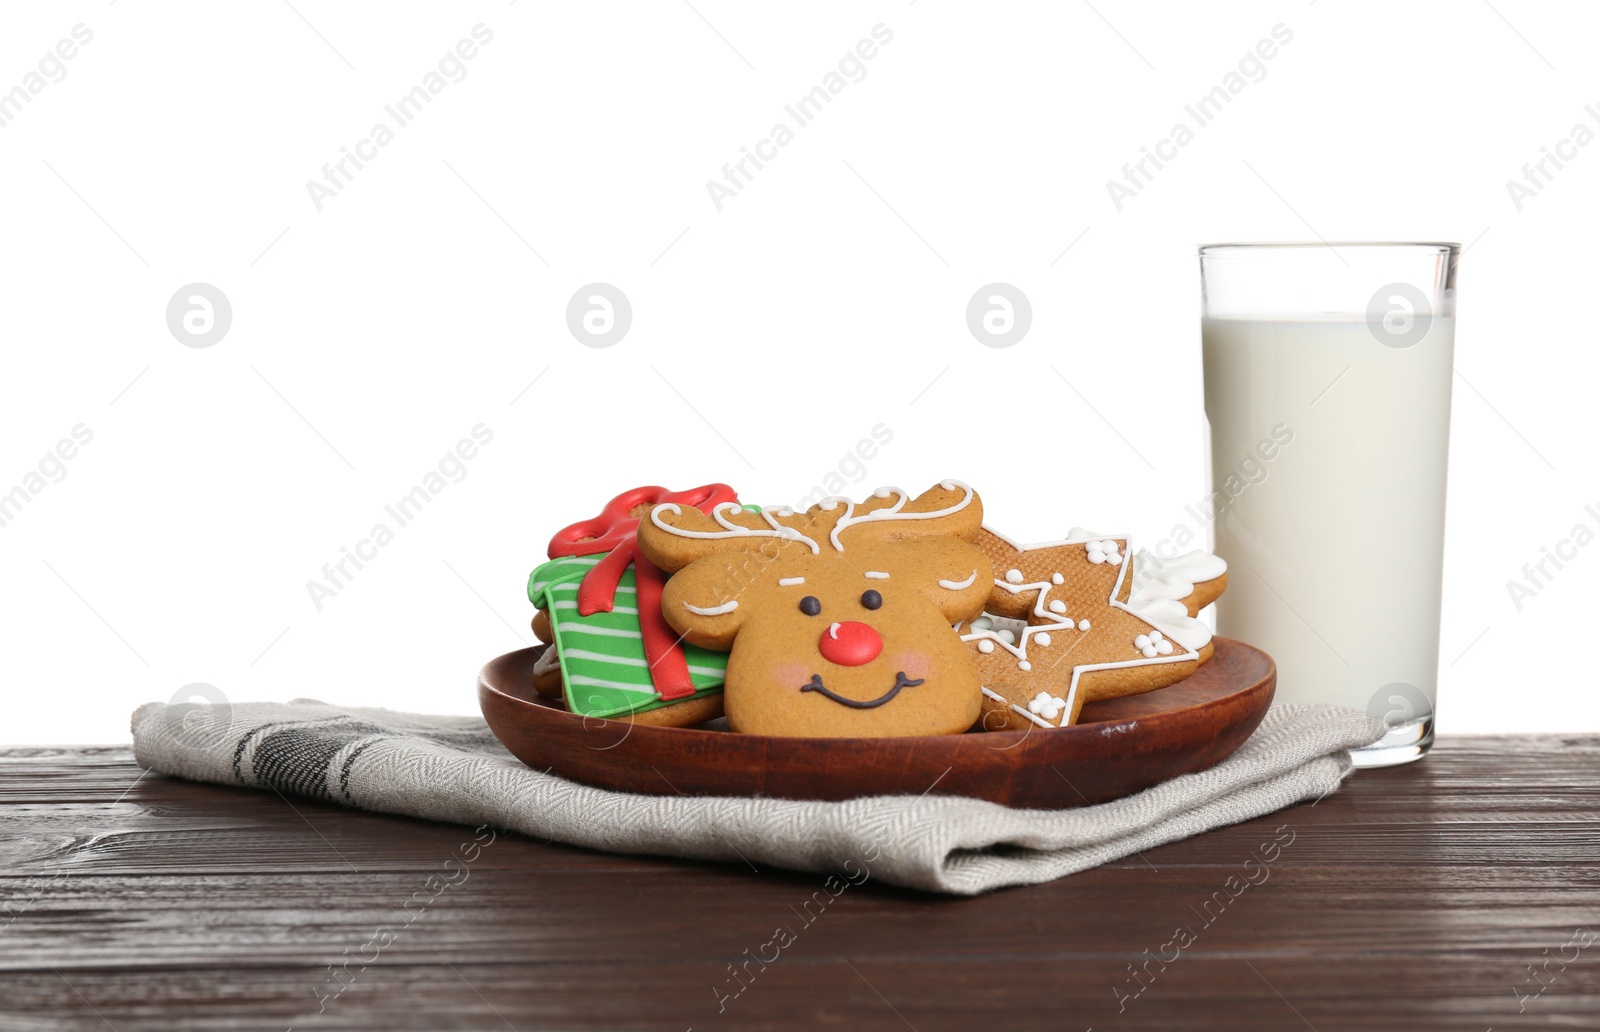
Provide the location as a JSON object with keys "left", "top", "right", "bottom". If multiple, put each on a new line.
{"left": 1199, "top": 242, "right": 1459, "bottom": 766}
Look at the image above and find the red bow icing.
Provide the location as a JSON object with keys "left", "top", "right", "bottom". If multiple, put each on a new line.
{"left": 547, "top": 484, "right": 738, "bottom": 701}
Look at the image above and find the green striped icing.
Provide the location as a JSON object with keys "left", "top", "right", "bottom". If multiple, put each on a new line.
{"left": 527, "top": 553, "right": 726, "bottom": 720}
{"left": 527, "top": 554, "right": 602, "bottom": 597}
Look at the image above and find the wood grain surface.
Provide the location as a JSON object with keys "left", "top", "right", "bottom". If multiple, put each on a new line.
{"left": 479, "top": 637, "right": 1275, "bottom": 809}
{"left": 2, "top": 737, "right": 1598, "bottom": 1030}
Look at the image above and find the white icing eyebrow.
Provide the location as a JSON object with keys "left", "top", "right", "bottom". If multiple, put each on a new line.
{"left": 682, "top": 599, "right": 738, "bottom": 616}
{"left": 939, "top": 569, "right": 978, "bottom": 590}
{"left": 778, "top": 577, "right": 805, "bottom": 586}
{"left": 864, "top": 571, "right": 889, "bottom": 579}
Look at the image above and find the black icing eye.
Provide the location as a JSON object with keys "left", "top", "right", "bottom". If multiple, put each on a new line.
{"left": 799, "top": 595, "right": 822, "bottom": 617}
{"left": 860, "top": 589, "right": 883, "bottom": 611}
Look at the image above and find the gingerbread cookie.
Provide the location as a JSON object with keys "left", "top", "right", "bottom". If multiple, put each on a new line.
{"left": 1127, "top": 543, "right": 1229, "bottom": 619}
{"left": 964, "top": 527, "right": 1227, "bottom": 731}
{"left": 527, "top": 484, "right": 741, "bottom": 726}
{"left": 637, "top": 481, "right": 992, "bottom": 738}
{"left": 528, "top": 610, "right": 563, "bottom": 697}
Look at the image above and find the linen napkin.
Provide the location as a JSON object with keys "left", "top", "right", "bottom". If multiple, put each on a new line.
{"left": 131, "top": 698, "right": 1386, "bottom": 895}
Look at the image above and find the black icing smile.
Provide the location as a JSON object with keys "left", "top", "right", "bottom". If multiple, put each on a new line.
{"left": 800, "top": 671, "right": 925, "bottom": 709}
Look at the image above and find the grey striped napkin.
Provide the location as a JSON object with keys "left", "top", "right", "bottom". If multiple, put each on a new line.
{"left": 130, "top": 698, "right": 1385, "bottom": 895}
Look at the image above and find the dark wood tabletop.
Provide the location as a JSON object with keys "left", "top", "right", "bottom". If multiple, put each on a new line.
{"left": 2, "top": 736, "right": 1597, "bottom": 1031}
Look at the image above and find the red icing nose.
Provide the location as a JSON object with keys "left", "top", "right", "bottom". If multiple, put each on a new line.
{"left": 818, "top": 621, "right": 883, "bottom": 667}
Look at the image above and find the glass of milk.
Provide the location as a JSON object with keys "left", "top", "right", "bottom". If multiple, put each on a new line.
{"left": 1199, "top": 242, "right": 1459, "bottom": 767}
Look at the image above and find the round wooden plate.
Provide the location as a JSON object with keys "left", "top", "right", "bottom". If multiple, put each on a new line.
{"left": 478, "top": 637, "right": 1275, "bottom": 809}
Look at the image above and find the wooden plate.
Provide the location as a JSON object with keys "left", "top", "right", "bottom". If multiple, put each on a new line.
{"left": 478, "top": 637, "right": 1275, "bottom": 809}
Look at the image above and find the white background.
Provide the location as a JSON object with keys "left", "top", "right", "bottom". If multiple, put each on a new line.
{"left": 1, "top": 0, "right": 1594, "bottom": 744}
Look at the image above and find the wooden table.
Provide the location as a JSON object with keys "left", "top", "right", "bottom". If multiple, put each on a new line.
{"left": 2, "top": 737, "right": 1597, "bottom": 1030}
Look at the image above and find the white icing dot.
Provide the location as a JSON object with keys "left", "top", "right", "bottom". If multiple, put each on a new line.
{"left": 999, "top": 629, "right": 1016, "bottom": 644}
{"left": 1030, "top": 688, "right": 1068, "bottom": 720}
{"left": 1005, "top": 568, "right": 1024, "bottom": 584}
{"left": 820, "top": 500, "right": 839, "bottom": 510}
{"left": 1088, "top": 538, "right": 1124, "bottom": 565}
{"left": 1156, "top": 639, "right": 1174, "bottom": 655}
{"left": 873, "top": 487, "right": 892, "bottom": 498}
{"left": 1149, "top": 629, "right": 1164, "bottom": 641}
{"left": 1051, "top": 572, "right": 1064, "bottom": 585}
{"left": 1027, "top": 691, "right": 1065, "bottom": 719}
{"left": 1141, "top": 646, "right": 1158, "bottom": 658}
{"left": 977, "top": 639, "right": 995, "bottom": 654}
{"left": 1034, "top": 632, "right": 1051, "bottom": 647}
{"left": 1134, "top": 634, "right": 1152, "bottom": 650}
{"left": 1078, "top": 619, "right": 1091, "bottom": 631}
{"left": 1048, "top": 600, "right": 1067, "bottom": 615}
{"left": 1018, "top": 660, "right": 1032, "bottom": 672}
{"left": 972, "top": 616, "right": 993, "bottom": 631}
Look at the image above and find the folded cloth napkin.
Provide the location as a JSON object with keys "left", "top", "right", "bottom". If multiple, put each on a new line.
{"left": 131, "top": 699, "right": 1386, "bottom": 895}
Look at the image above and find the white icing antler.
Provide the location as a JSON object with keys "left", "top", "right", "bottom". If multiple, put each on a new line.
{"left": 827, "top": 480, "right": 975, "bottom": 551}
{"left": 650, "top": 501, "right": 821, "bottom": 555}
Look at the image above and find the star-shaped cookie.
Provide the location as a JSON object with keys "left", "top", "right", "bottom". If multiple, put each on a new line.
{"left": 961, "top": 526, "right": 1228, "bottom": 731}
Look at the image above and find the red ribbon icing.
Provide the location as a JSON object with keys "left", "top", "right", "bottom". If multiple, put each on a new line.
{"left": 547, "top": 484, "right": 738, "bottom": 701}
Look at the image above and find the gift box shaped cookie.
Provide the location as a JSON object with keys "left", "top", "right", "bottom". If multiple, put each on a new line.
{"left": 527, "top": 485, "right": 741, "bottom": 727}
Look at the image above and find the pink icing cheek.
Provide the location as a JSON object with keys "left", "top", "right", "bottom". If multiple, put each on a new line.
{"left": 769, "top": 662, "right": 812, "bottom": 692}
{"left": 892, "top": 651, "right": 933, "bottom": 680}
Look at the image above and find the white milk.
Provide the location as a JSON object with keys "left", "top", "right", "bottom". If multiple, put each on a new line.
{"left": 1201, "top": 316, "right": 1454, "bottom": 714}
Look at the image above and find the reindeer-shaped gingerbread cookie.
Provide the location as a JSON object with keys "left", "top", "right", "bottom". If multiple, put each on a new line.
{"left": 636, "top": 481, "right": 992, "bottom": 738}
